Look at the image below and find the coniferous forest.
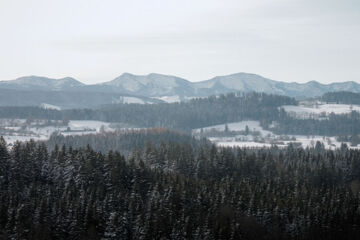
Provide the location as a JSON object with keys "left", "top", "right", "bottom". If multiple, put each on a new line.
{"left": 321, "top": 91, "right": 360, "bottom": 105}
{"left": 1, "top": 132, "right": 360, "bottom": 239}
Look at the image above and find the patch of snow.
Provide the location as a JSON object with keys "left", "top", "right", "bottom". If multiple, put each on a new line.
{"left": 122, "top": 97, "right": 145, "bottom": 104}
{"left": 209, "top": 135, "right": 356, "bottom": 150}
{"left": 281, "top": 104, "right": 360, "bottom": 119}
{"left": 0, "top": 119, "right": 118, "bottom": 145}
{"left": 287, "top": 135, "right": 343, "bottom": 150}
{"left": 61, "top": 131, "right": 98, "bottom": 136}
{"left": 111, "top": 96, "right": 146, "bottom": 104}
{"left": 192, "top": 120, "right": 360, "bottom": 150}
{"left": 193, "top": 120, "right": 274, "bottom": 136}
{"left": 68, "top": 120, "right": 111, "bottom": 132}
{"left": 217, "top": 141, "right": 273, "bottom": 148}
{"left": 154, "top": 95, "right": 181, "bottom": 103}
{"left": 2, "top": 135, "right": 47, "bottom": 144}
{"left": 112, "top": 77, "right": 143, "bottom": 92}
{"left": 4, "top": 126, "right": 22, "bottom": 131}
{"left": 40, "top": 103, "right": 61, "bottom": 110}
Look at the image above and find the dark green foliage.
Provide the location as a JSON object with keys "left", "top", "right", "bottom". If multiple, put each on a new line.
{"left": 45, "top": 128, "right": 206, "bottom": 156}
{"left": 0, "top": 106, "right": 63, "bottom": 120}
{"left": 337, "top": 135, "right": 360, "bottom": 146}
{"left": 322, "top": 91, "right": 360, "bottom": 105}
{"left": 273, "top": 110, "right": 360, "bottom": 136}
{"left": 1, "top": 137, "right": 360, "bottom": 239}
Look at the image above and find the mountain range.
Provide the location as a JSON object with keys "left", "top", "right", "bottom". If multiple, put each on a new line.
{"left": 1, "top": 72, "right": 360, "bottom": 108}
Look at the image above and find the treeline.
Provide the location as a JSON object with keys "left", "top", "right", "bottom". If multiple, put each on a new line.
{"left": 90, "top": 92, "right": 295, "bottom": 131}
{"left": 0, "top": 92, "right": 296, "bottom": 132}
{"left": 1, "top": 137, "right": 360, "bottom": 239}
{"left": 0, "top": 106, "right": 63, "bottom": 120}
{"left": 321, "top": 91, "right": 360, "bottom": 104}
{"left": 46, "top": 129, "right": 207, "bottom": 156}
{"left": 272, "top": 109, "right": 360, "bottom": 136}
{"left": 337, "top": 134, "right": 360, "bottom": 147}
{"left": 2, "top": 91, "right": 360, "bottom": 136}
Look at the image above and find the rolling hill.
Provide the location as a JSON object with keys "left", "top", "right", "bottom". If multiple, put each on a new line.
{"left": 1, "top": 73, "right": 360, "bottom": 107}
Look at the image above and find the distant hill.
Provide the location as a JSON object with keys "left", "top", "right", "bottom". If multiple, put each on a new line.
{"left": 99, "top": 73, "right": 195, "bottom": 97}
{"left": 192, "top": 73, "right": 360, "bottom": 99}
{"left": 1, "top": 73, "right": 360, "bottom": 106}
{"left": 0, "top": 89, "right": 163, "bottom": 109}
{"left": 0, "top": 76, "right": 84, "bottom": 91}
{"left": 90, "top": 72, "right": 360, "bottom": 99}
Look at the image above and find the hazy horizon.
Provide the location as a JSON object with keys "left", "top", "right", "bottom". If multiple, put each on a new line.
{"left": 1, "top": 0, "right": 359, "bottom": 84}
{"left": 2, "top": 71, "right": 360, "bottom": 86}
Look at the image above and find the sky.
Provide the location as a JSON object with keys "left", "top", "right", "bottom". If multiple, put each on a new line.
{"left": 0, "top": 0, "right": 359, "bottom": 84}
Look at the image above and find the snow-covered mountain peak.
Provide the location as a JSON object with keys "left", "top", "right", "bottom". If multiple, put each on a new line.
{"left": 101, "top": 73, "right": 192, "bottom": 96}
{"left": 193, "top": 72, "right": 279, "bottom": 93}
{"left": 2, "top": 72, "right": 360, "bottom": 100}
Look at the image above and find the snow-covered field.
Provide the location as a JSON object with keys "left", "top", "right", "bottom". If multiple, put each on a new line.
{"left": 192, "top": 120, "right": 274, "bottom": 136}
{"left": 153, "top": 95, "right": 209, "bottom": 103}
{"left": 2, "top": 117, "right": 359, "bottom": 150}
{"left": 154, "top": 95, "right": 181, "bottom": 103}
{"left": 111, "top": 96, "right": 152, "bottom": 104}
{"left": 215, "top": 136, "right": 353, "bottom": 150}
{"left": 40, "top": 103, "right": 61, "bottom": 110}
{"left": 281, "top": 103, "right": 360, "bottom": 119}
{"left": 2, "top": 135, "right": 47, "bottom": 144}
{"left": 68, "top": 120, "right": 112, "bottom": 131}
{"left": 193, "top": 120, "right": 359, "bottom": 149}
{"left": 0, "top": 119, "right": 116, "bottom": 145}
{"left": 121, "top": 96, "right": 145, "bottom": 104}
{"left": 216, "top": 141, "right": 273, "bottom": 148}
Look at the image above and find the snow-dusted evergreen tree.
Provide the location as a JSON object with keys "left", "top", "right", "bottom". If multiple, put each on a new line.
{"left": 1, "top": 136, "right": 360, "bottom": 239}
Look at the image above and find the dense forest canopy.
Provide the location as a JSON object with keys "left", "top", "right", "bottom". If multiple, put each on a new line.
{"left": 46, "top": 128, "right": 207, "bottom": 156}
{"left": 0, "top": 136, "right": 360, "bottom": 239}
{"left": 321, "top": 91, "right": 360, "bottom": 105}
{"left": 274, "top": 110, "right": 360, "bottom": 136}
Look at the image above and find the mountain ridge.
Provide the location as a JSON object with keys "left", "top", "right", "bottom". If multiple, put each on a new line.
{"left": 0, "top": 76, "right": 85, "bottom": 91}
{"left": 1, "top": 73, "right": 360, "bottom": 100}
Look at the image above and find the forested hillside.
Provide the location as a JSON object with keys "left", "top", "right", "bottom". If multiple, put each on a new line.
{"left": 0, "top": 92, "right": 296, "bottom": 131}
{"left": 1, "top": 92, "right": 360, "bottom": 136}
{"left": 1, "top": 136, "right": 360, "bottom": 239}
{"left": 46, "top": 129, "right": 206, "bottom": 156}
{"left": 273, "top": 109, "right": 360, "bottom": 136}
{"left": 91, "top": 92, "right": 295, "bottom": 130}
{"left": 321, "top": 91, "right": 360, "bottom": 105}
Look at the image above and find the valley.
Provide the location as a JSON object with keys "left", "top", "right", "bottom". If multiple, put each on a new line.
{"left": 2, "top": 99, "right": 360, "bottom": 150}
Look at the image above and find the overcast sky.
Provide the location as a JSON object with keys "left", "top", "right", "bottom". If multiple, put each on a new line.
{"left": 0, "top": 0, "right": 359, "bottom": 84}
